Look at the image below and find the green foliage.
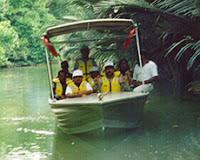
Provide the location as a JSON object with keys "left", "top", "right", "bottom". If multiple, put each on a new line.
{"left": 94, "top": 0, "right": 158, "bottom": 15}
{"left": 152, "top": 0, "right": 200, "bottom": 69}
{"left": 8, "top": 0, "right": 56, "bottom": 63}
{"left": 152, "top": 0, "right": 197, "bottom": 18}
{"left": 47, "top": 0, "right": 97, "bottom": 22}
{"left": 0, "top": 21, "right": 19, "bottom": 65}
{"left": 0, "top": 0, "right": 56, "bottom": 67}
{"left": 0, "top": 46, "right": 10, "bottom": 66}
{"left": 0, "top": 0, "right": 10, "bottom": 21}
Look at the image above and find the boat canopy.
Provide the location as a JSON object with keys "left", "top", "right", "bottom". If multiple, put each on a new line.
{"left": 44, "top": 19, "right": 135, "bottom": 39}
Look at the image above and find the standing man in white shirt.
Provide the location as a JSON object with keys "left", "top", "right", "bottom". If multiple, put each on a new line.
{"left": 65, "top": 69, "right": 93, "bottom": 98}
{"left": 132, "top": 50, "right": 158, "bottom": 92}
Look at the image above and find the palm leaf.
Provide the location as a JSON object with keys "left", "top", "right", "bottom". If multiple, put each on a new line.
{"left": 175, "top": 42, "right": 195, "bottom": 61}
{"left": 188, "top": 48, "right": 200, "bottom": 69}
{"left": 165, "top": 38, "right": 188, "bottom": 56}
{"left": 95, "top": 0, "right": 160, "bottom": 15}
{"left": 192, "top": 40, "right": 200, "bottom": 50}
{"left": 153, "top": 0, "right": 196, "bottom": 18}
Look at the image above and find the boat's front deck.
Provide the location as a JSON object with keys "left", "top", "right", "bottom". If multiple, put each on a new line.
{"left": 49, "top": 92, "right": 149, "bottom": 106}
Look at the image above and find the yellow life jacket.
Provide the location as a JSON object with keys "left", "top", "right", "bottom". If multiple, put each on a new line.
{"left": 68, "top": 80, "right": 88, "bottom": 94}
{"left": 103, "top": 71, "right": 130, "bottom": 84}
{"left": 87, "top": 76, "right": 95, "bottom": 87}
{"left": 53, "top": 78, "right": 66, "bottom": 96}
{"left": 114, "top": 71, "right": 121, "bottom": 77}
{"left": 76, "top": 58, "right": 94, "bottom": 77}
{"left": 66, "top": 78, "right": 72, "bottom": 85}
{"left": 101, "top": 76, "right": 121, "bottom": 93}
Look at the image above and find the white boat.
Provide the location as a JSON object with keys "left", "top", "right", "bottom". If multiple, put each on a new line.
{"left": 43, "top": 19, "right": 149, "bottom": 134}
{"left": 49, "top": 92, "right": 148, "bottom": 134}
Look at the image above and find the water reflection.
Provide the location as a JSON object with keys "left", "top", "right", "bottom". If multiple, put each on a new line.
{"left": 0, "top": 66, "right": 56, "bottom": 160}
{"left": 52, "top": 127, "right": 134, "bottom": 160}
{"left": 0, "top": 115, "right": 55, "bottom": 159}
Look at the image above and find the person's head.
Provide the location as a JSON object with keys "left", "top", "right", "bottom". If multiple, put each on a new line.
{"left": 72, "top": 69, "right": 83, "bottom": 85}
{"left": 140, "top": 50, "right": 149, "bottom": 64}
{"left": 61, "top": 60, "right": 69, "bottom": 72}
{"left": 81, "top": 45, "right": 90, "bottom": 59}
{"left": 104, "top": 61, "right": 115, "bottom": 78}
{"left": 90, "top": 66, "right": 100, "bottom": 79}
{"left": 58, "top": 70, "right": 66, "bottom": 83}
{"left": 118, "top": 59, "right": 129, "bottom": 73}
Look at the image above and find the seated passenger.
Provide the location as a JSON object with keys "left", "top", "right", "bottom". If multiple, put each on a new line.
{"left": 65, "top": 69, "right": 93, "bottom": 98}
{"left": 132, "top": 50, "right": 158, "bottom": 92}
{"left": 118, "top": 59, "right": 133, "bottom": 85}
{"left": 88, "top": 66, "right": 100, "bottom": 87}
{"left": 61, "top": 60, "right": 72, "bottom": 80}
{"left": 93, "top": 61, "right": 130, "bottom": 93}
{"left": 53, "top": 70, "right": 67, "bottom": 100}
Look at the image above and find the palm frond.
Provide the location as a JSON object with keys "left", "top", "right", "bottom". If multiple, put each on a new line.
{"left": 175, "top": 42, "right": 195, "bottom": 61}
{"left": 166, "top": 38, "right": 200, "bottom": 69}
{"left": 192, "top": 40, "right": 200, "bottom": 50}
{"left": 94, "top": 0, "right": 158, "bottom": 15}
{"left": 159, "top": 31, "right": 170, "bottom": 42}
{"left": 62, "top": 15, "right": 82, "bottom": 21}
{"left": 188, "top": 48, "right": 200, "bottom": 69}
{"left": 165, "top": 38, "right": 189, "bottom": 56}
{"left": 152, "top": 0, "right": 196, "bottom": 18}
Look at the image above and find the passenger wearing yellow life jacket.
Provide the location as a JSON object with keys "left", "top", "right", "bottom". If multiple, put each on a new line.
{"left": 87, "top": 66, "right": 100, "bottom": 87}
{"left": 74, "top": 45, "right": 98, "bottom": 79}
{"left": 65, "top": 69, "right": 93, "bottom": 98}
{"left": 93, "top": 61, "right": 130, "bottom": 93}
{"left": 53, "top": 70, "right": 67, "bottom": 100}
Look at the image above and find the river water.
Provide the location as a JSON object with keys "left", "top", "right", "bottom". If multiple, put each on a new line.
{"left": 0, "top": 65, "right": 200, "bottom": 160}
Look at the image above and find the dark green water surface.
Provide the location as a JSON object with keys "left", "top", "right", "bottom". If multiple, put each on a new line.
{"left": 0, "top": 65, "right": 200, "bottom": 160}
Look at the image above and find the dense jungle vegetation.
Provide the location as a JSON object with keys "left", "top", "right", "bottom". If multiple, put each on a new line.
{"left": 0, "top": 0, "right": 200, "bottom": 97}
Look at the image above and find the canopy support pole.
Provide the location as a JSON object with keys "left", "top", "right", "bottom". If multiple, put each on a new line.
{"left": 135, "top": 27, "right": 145, "bottom": 86}
{"left": 45, "top": 46, "right": 55, "bottom": 101}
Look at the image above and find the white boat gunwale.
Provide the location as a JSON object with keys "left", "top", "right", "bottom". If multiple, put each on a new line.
{"left": 49, "top": 92, "right": 149, "bottom": 107}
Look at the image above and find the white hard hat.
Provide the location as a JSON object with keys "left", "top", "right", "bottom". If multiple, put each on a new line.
{"left": 72, "top": 69, "right": 83, "bottom": 78}
{"left": 104, "top": 61, "right": 114, "bottom": 68}
{"left": 90, "top": 66, "right": 99, "bottom": 72}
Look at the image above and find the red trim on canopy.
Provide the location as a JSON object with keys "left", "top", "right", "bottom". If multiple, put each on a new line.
{"left": 124, "top": 29, "right": 136, "bottom": 50}
{"left": 42, "top": 37, "right": 58, "bottom": 57}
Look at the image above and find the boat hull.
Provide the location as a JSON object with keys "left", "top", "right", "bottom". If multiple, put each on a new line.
{"left": 49, "top": 92, "right": 148, "bottom": 134}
